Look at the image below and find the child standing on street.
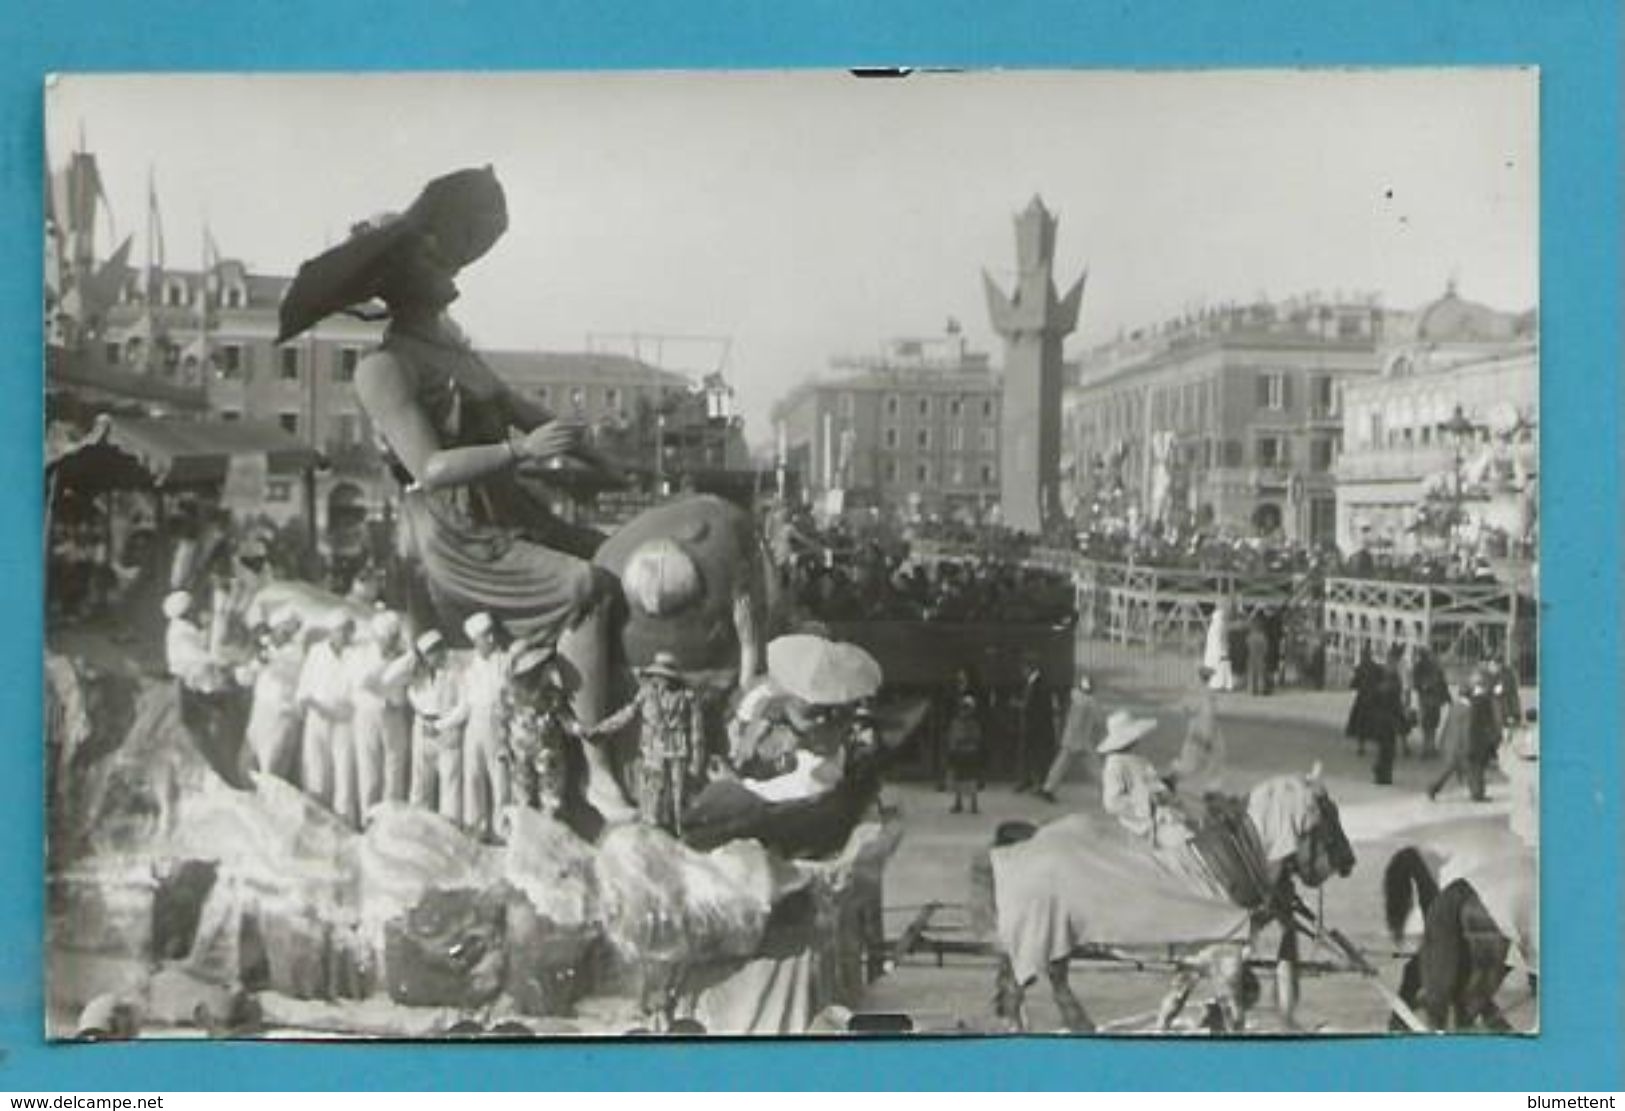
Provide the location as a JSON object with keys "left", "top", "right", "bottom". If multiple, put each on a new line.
{"left": 947, "top": 694, "right": 984, "bottom": 815}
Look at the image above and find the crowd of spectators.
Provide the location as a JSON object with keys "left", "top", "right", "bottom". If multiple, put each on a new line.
{"left": 909, "top": 517, "right": 1513, "bottom": 588}
{"left": 768, "top": 513, "right": 1077, "bottom": 626}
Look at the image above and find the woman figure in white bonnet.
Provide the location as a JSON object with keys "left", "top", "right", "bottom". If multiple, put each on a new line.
{"left": 1098, "top": 709, "right": 1191, "bottom": 848}
{"left": 348, "top": 610, "right": 418, "bottom": 809}
{"left": 295, "top": 611, "right": 357, "bottom": 822}
{"left": 238, "top": 607, "right": 307, "bottom": 785}
{"left": 405, "top": 628, "right": 468, "bottom": 823}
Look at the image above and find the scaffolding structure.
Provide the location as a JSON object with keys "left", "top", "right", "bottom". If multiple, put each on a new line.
{"left": 1073, "top": 561, "right": 1303, "bottom": 653}
{"left": 1319, "top": 575, "right": 1533, "bottom": 681}
{"left": 903, "top": 541, "right": 1536, "bottom": 682}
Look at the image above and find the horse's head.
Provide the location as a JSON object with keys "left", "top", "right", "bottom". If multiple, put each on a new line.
{"left": 1292, "top": 763, "right": 1356, "bottom": 887}
{"left": 1250, "top": 762, "right": 1356, "bottom": 889}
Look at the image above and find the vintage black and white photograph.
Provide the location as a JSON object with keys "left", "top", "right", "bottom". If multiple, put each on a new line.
{"left": 43, "top": 69, "right": 1537, "bottom": 1039}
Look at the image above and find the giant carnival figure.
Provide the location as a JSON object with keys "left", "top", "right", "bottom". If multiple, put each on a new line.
{"left": 273, "top": 166, "right": 769, "bottom": 829}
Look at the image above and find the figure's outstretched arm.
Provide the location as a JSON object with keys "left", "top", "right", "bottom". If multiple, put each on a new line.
{"left": 589, "top": 696, "right": 642, "bottom": 739}
{"left": 356, "top": 352, "right": 520, "bottom": 491}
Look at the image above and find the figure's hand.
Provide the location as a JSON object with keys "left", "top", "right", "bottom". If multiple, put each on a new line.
{"left": 517, "top": 419, "right": 585, "bottom": 462}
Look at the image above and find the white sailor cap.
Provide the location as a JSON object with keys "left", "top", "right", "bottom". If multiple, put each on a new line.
{"left": 161, "top": 591, "right": 192, "bottom": 620}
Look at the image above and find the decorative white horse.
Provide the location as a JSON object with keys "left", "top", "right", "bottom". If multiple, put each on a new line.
{"left": 973, "top": 767, "right": 1355, "bottom": 1033}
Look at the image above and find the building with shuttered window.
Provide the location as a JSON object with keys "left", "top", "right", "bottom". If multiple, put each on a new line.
{"left": 1063, "top": 296, "right": 1386, "bottom": 546}
{"left": 771, "top": 333, "right": 1004, "bottom": 517}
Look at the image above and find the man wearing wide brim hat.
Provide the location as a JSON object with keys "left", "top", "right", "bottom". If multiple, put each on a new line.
{"left": 636, "top": 650, "right": 687, "bottom": 682}
{"left": 1097, "top": 709, "right": 1190, "bottom": 847}
{"left": 589, "top": 650, "right": 708, "bottom": 835}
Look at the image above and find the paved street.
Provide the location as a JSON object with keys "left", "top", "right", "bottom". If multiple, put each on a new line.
{"left": 858, "top": 640, "right": 1535, "bottom": 1034}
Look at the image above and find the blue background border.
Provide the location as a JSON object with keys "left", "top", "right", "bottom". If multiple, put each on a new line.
{"left": 2, "top": 0, "right": 1619, "bottom": 1091}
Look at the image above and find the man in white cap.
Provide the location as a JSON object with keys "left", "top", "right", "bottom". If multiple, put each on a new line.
{"left": 347, "top": 610, "right": 417, "bottom": 809}
{"left": 237, "top": 607, "right": 307, "bottom": 784}
{"left": 1097, "top": 709, "right": 1191, "bottom": 847}
{"left": 406, "top": 628, "right": 468, "bottom": 822}
{"left": 295, "top": 611, "right": 357, "bottom": 820}
{"left": 1036, "top": 673, "right": 1105, "bottom": 803}
{"left": 460, "top": 611, "right": 514, "bottom": 839}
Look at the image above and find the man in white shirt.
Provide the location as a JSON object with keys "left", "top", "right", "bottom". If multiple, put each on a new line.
{"left": 237, "top": 607, "right": 307, "bottom": 784}
{"left": 163, "top": 590, "right": 224, "bottom": 693}
{"left": 460, "top": 612, "right": 514, "bottom": 840}
{"left": 296, "top": 611, "right": 357, "bottom": 821}
{"left": 406, "top": 629, "right": 469, "bottom": 824}
{"left": 348, "top": 610, "right": 417, "bottom": 811}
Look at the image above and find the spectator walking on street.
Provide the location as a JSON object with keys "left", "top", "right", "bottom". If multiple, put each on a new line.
{"left": 1036, "top": 673, "right": 1104, "bottom": 803}
{"left": 1368, "top": 644, "right": 1410, "bottom": 786}
{"left": 1345, "top": 644, "right": 1383, "bottom": 758}
{"left": 1482, "top": 656, "right": 1522, "bottom": 739}
{"left": 1427, "top": 670, "right": 1501, "bottom": 802}
{"left": 1014, "top": 655, "right": 1058, "bottom": 794}
{"left": 1245, "top": 616, "right": 1270, "bottom": 695}
{"left": 1411, "top": 646, "right": 1450, "bottom": 760}
{"left": 1203, "top": 603, "right": 1235, "bottom": 691}
{"left": 1170, "top": 666, "right": 1227, "bottom": 798}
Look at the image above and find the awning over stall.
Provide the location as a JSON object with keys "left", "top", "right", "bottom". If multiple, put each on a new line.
{"left": 47, "top": 413, "right": 321, "bottom": 492}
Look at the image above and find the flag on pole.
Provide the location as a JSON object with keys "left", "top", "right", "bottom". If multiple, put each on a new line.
{"left": 145, "top": 167, "right": 166, "bottom": 303}
{"left": 199, "top": 223, "right": 221, "bottom": 323}
{"left": 60, "top": 234, "right": 134, "bottom": 335}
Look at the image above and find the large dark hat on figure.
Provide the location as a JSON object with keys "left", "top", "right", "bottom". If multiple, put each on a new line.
{"left": 637, "top": 651, "right": 686, "bottom": 681}
{"left": 275, "top": 165, "right": 509, "bottom": 344}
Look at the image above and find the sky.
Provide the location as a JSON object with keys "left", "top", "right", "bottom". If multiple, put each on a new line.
{"left": 46, "top": 69, "right": 1538, "bottom": 445}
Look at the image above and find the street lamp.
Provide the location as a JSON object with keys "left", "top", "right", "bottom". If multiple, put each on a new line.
{"left": 1435, "top": 404, "right": 1483, "bottom": 552}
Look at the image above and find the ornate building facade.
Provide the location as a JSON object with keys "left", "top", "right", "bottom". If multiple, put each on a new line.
{"left": 1334, "top": 286, "right": 1538, "bottom": 555}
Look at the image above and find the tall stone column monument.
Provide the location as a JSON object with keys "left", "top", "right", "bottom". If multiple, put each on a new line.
{"left": 983, "top": 196, "right": 1086, "bottom": 535}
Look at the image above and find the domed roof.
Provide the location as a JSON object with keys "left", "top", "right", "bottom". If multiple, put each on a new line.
{"left": 1415, "top": 282, "right": 1522, "bottom": 344}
